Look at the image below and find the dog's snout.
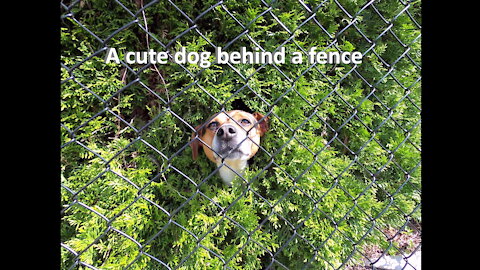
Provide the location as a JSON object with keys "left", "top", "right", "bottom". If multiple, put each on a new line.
{"left": 217, "top": 125, "right": 237, "bottom": 140}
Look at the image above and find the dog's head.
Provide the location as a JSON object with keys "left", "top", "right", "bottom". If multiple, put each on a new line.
{"left": 190, "top": 110, "right": 269, "bottom": 184}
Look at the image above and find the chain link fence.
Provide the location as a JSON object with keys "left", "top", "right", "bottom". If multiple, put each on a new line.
{"left": 61, "top": 0, "right": 421, "bottom": 269}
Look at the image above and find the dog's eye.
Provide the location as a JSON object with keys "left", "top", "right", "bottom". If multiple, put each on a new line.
{"left": 208, "top": 121, "right": 219, "bottom": 129}
{"left": 240, "top": 119, "right": 251, "bottom": 125}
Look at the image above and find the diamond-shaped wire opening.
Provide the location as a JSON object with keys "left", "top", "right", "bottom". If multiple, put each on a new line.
{"left": 143, "top": 219, "right": 200, "bottom": 269}
{"left": 65, "top": 168, "right": 141, "bottom": 216}
{"left": 80, "top": 227, "right": 145, "bottom": 268}
{"left": 295, "top": 207, "right": 344, "bottom": 269}
{"left": 356, "top": 206, "right": 421, "bottom": 268}
{"left": 272, "top": 230, "right": 318, "bottom": 269}
{"left": 61, "top": 202, "right": 111, "bottom": 269}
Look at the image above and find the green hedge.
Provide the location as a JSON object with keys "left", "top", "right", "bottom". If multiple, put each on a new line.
{"left": 61, "top": 0, "right": 421, "bottom": 269}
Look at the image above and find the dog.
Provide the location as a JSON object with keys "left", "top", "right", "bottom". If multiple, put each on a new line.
{"left": 190, "top": 110, "right": 269, "bottom": 186}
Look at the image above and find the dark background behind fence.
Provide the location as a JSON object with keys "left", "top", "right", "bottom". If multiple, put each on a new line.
{"left": 60, "top": 0, "right": 421, "bottom": 269}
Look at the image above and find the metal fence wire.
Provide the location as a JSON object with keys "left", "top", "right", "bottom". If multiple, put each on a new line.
{"left": 60, "top": 0, "right": 421, "bottom": 269}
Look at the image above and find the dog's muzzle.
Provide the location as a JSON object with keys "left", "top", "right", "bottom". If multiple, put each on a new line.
{"left": 214, "top": 124, "right": 249, "bottom": 159}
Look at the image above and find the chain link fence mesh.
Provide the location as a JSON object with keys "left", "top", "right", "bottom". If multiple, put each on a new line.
{"left": 60, "top": 0, "right": 421, "bottom": 269}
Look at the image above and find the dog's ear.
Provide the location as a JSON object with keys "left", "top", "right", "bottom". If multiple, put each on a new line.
{"left": 253, "top": 112, "right": 269, "bottom": 137}
{"left": 190, "top": 125, "right": 205, "bottom": 160}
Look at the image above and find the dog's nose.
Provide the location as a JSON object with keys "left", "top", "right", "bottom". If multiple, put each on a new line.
{"left": 217, "top": 124, "right": 237, "bottom": 140}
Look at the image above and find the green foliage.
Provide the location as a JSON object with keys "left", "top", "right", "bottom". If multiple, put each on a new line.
{"left": 61, "top": 0, "right": 421, "bottom": 269}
